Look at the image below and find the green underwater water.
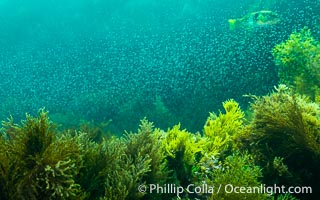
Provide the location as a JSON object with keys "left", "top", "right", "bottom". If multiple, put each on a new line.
{"left": 0, "top": 0, "right": 318, "bottom": 133}
{"left": 0, "top": 0, "right": 320, "bottom": 199}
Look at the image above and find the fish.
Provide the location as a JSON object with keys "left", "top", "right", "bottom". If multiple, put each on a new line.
{"left": 228, "top": 10, "right": 281, "bottom": 30}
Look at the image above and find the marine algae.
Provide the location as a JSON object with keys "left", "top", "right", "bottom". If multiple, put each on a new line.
{"left": 272, "top": 27, "right": 320, "bottom": 100}
{"left": 0, "top": 111, "right": 168, "bottom": 200}
{"left": 123, "top": 118, "right": 169, "bottom": 199}
{"left": 243, "top": 85, "right": 320, "bottom": 198}
{"left": 1, "top": 92, "right": 318, "bottom": 199}
{"left": 0, "top": 109, "right": 83, "bottom": 199}
{"left": 204, "top": 99, "right": 245, "bottom": 154}
{"left": 161, "top": 123, "right": 204, "bottom": 192}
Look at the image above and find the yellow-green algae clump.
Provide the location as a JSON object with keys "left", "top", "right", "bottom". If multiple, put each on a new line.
{"left": 204, "top": 99, "right": 245, "bottom": 154}
{"left": 272, "top": 27, "right": 320, "bottom": 100}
